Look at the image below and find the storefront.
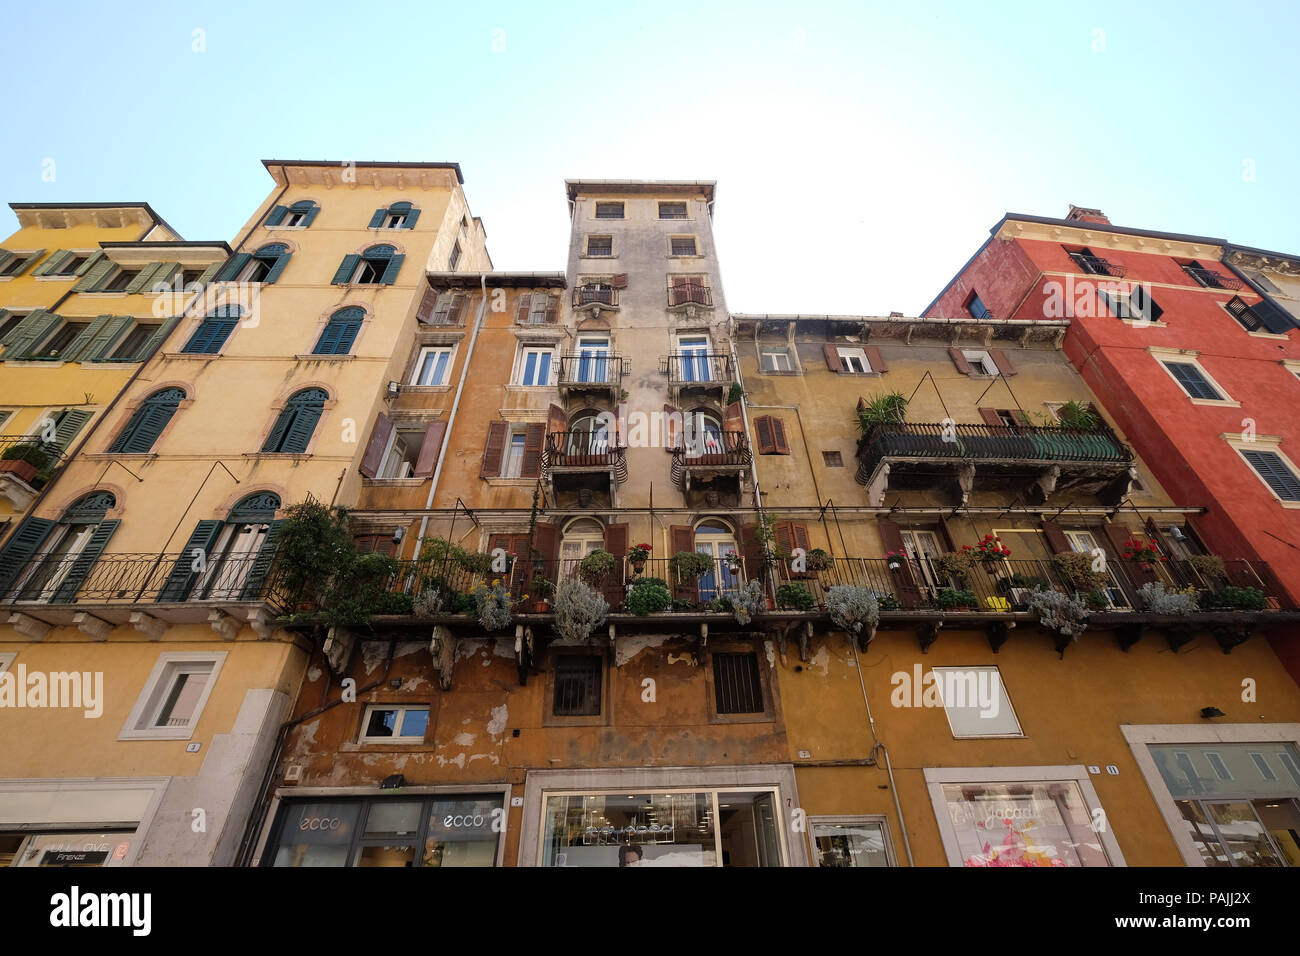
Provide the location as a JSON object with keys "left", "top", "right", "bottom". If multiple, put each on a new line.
{"left": 0, "top": 778, "right": 166, "bottom": 868}
{"left": 259, "top": 788, "right": 509, "bottom": 867}
{"left": 519, "top": 765, "right": 807, "bottom": 867}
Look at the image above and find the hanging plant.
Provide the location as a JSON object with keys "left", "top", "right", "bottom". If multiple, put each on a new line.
{"left": 729, "top": 579, "right": 767, "bottom": 626}
{"left": 553, "top": 578, "right": 609, "bottom": 641}
{"left": 1187, "top": 554, "right": 1225, "bottom": 578}
{"left": 668, "top": 550, "right": 714, "bottom": 583}
{"left": 1027, "top": 589, "right": 1090, "bottom": 641}
{"left": 856, "top": 391, "right": 908, "bottom": 436}
{"left": 935, "top": 549, "right": 977, "bottom": 578}
{"left": 805, "top": 548, "right": 832, "bottom": 572}
{"left": 1050, "top": 551, "right": 1109, "bottom": 592}
{"left": 473, "top": 580, "right": 514, "bottom": 631}
{"left": 578, "top": 549, "right": 619, "bottom": 586}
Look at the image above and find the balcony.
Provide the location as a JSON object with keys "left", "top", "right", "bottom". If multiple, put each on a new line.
{"left": 672, "top": 430, "right": 751, "bottom": 494}
{"left": 667, "top": 282, "right": 713, "bottom": 310}
{"left": 0, "top": 437, "right": 68, "bottom": 510}
{"left": 1069, "top": 253, "right": 1127, "bottom": 278}
{"left": 1184, "top": 266, "right": 1243, "bottom": 291}
{"left": 556, "top": 352, "right": 628, "bottom": 402}
{"left": 660, "top": 352, "right": 732, "bottom": 402}
{"left": 856, "top": 421, "right": 1135, "bottom": 506}
{"left": 543, "top": 430, "right": 627, "bottom": 507}
{"left": 571, "top": 284, "right": 619, "bottom": 317}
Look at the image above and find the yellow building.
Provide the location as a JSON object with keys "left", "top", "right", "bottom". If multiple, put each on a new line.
{"left": 0, "top": 162, "right": 490, "bottom": 866}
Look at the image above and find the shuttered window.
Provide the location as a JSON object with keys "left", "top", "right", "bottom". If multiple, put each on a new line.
{"left": 216, "top": 244, "right": 291, "bottom": 284}
{"left": 753, "top": 414, "right": 790, "bottom": 455}
{"left": 553, "top": 655, "right": 602, "bottom": 716}
{"left": 266, "top": 200, "right": 320, "bottom": 228}
{"left": 964, "top": 292, "right": 992, "bottom": 320}
{"left": 368, "top": 201, "right": 420, "bottom": 230}
{"left": 1162, "top": 361, "right": 1222, "bottom": 401}
{"left": 313, "top": 307, "right": 364, "bottom": 355}
{"left": 1240, "top": 450, "right": 1300, "bottom": 501}
{"left": 334, "top": 245, "right": 404, "bottom": 285}
{"left": 181, "top": 307, "right": 241, "bottom": 354}
{"left": 109, "top": 388, "right": 184, "bottom": 454}
{"left": 713, "top": 652, "right": 763, "bottom": 714}
{"left": 262, "top": 388, "right": 327, "bottom": 454}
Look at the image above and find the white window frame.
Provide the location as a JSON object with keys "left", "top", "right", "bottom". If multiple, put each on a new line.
{"left": 924, "top": 765, "right": 1125, "bottom": 867}
{"left": 410, "top": 346, "right": 455, "bottom": 387}
{"left": 384, "top": 212, "right": 408, "bottom": 229}
{"left": 376, "top": 428, "right": 427, "bottom": 480}
{"left": 1223, "top": 433, "right": 1300, "bottom": 509}
{"left": 837, "top": 347, "right": 871, "bottom": 374}
{"left": 961, "top": 349, "right": 999, "bottom": 376}
{"left": 807, "top": 814, "right": 896, "bottom": 867}
{"left": 1148, "top": 346, "right": 1239, "bottom": 407}
{"left": 760, "top": 348, "right": 791, "bottom": 372}
{"left": 514, "top": 345, "right": 556, "bottom": 387}
{"left": 930, "top": 665, "right": 1023, "bottom": 739}
{"left": 359, "top": 704, "right": 430, "bottom": 744}
{"left": 119, "top": 652, "right": 227, "bottom": 741}
{"left": 283, "top": 210, "right": 307, "bottom": 228}
{"left": 502, "top": 428, "right": 528, "bottom": 479}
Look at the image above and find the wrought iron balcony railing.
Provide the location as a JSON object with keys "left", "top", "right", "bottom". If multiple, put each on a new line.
{"left": 556, "top": 352, "right": 627, "bottom": 388}
{"left": 1069, "top": 253, "right": 1127, "bottom": 278}
{"left": 660, "top": 352, "right": 732, "bottom": 385}
{"left": 0, "top": 436, "right": 68, "bottom": 491}
{"left": 573, "top": 285, "right": 618, "bottom": 307}
{"left": 1184, "top": 266, "right": 1243, "bottom": 291}
{"left": 668, "top": 282, "right": 712, "bottom": 307}
{"left": 678, "top": 430, "right": 751, "bottom": 466}
{"left": 857, "top": 422, "right": 1132, "bottom": 476}
{"left": 544, "top": 430, "right": 625, "bottom": 469}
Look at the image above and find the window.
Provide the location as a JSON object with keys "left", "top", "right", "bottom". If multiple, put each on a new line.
{"left": 27, "top": 408, "right": 92, "bottom": 452}
{"left": 333, "top": 245, "right": 404, "bottom": 286}
{"left": 822, "top": 451, "right": 843, "bottom": 467}
{"left": 0, "top": 311, "right": 25, "bottom": 342}
{"left": 102, "top": 268, "right": 141, "bottom": 293}
{"left": 502, "top": 430, "right": 527, "bottom": 478}
{"left": 558, "top": 518, "right": 607, "bottom": 580}
{"left": 109, "top": 323, "right": 160, "bottom": 361}
{"left": 313, "top": 307, "right": 364, "bottom": 355}
{"left": 424, "top": 292, "right": 466, "bottom": 326}
{"left": 120, "top": 653, "right": 225, "bottom": 740}
{"left": 449, "top": 242, "right": 461, "bottom": 270}
{"left": 376, "top": 428, "right": 428, "bottom": 480}
{"left": 367, "top": 201, "right": 419, "bottom": 230}
{"left": 267, "top": 200, "right": 319, "bottom": 228}
{"left": 811, "top": 817, "right": 893, "bottom": 867}
{"left": 930, "top": 666, "right": 1023, "bottom": 738}
{"left": 0, "top": 254, "right": 33, "bottom": 277}
{"left": 658, "top": 202, "right": 688, "bottom": 219}
{"left": 964, "top": 291, "right": 991, "bottom": 319}
{"left": 517, "top": 346, "right": 554, "bottom": 386}
{"left": 961, "top": 349, "right": 998, "bottom": 376}
{"left": 836, "top": 347, "right": 871, "bottom": 373}
{"left": 1182, "top": 261, "right": 1232, "bottom": 289}
{"left": 594, "top": 202, "right": 624, "bottom": 219}
{"left": 31, "top": 322, "right": 88, "bottom": 360}
{"left": 411, "top": 347, "right": 453, "bottom": 386}
{"left": 262, "top": 388, "right": 326, "bottom": 454}
{"left": 360, "top": 705, "right": 430, "bottom": 743}
{"left": 158, "top": 493, "right": 282, "bottom": 602}
{"left": 553, "top": 655, "right": 602, "bottom": 716}
{"left": 760, "top": 348, "right": 791, "bottom": 372}
{"left": 213, "top": 243, "right": 290, "bottom": 284}
{"left": 573, "top": 337, "right": 610, "bottom": 384}
{"left": 109, "top": 387, "right": 184, "bottom": 454}
{"left": 521, "top": 292, "right": 560, "bottom": 323}
{"left": 753, "top": 415, "right": 790, "bottom": 455}
{"left": 713, "top": 652, "right": 763, "bottom": 714}
{"left": 668, "top": 275, "right": 710, "bottom": 307}
{"left": 4, "top": 492, "right": 118, "bottom": 605}
{"left": 670, "top": 237, "right": 697, "bottom": 256}
{"left": 54, "top": 254, "right": 90, "bottom": 276}
{"left": 0, "top": 652, "right": 13, "bottom": 675}
{"left": 1066, "top": 247, "right": 1111, "bottom": 276}
{"left": 1239, "top": 450, "right": 1300, "bottom": 502}
{"left": 1223, "top": 295, "right": 1293, "bottom": 334}
{"left": 181, "top": 306, "right": 241, "bottom": 354}
{"left": 1162, "top": 361, "right": 1223, "bottom": 401}
{"left": 1100, "top": 285, "right": 1164, "bottom": 323}
{"left": 585, "top": 235, "right": 612, "bottom": 256}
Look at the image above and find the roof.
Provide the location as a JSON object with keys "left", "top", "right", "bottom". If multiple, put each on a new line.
{"left": 261, "top": 160, "right": 464, "bottom": 184}
{"left": 8, "top": 201, "right": 182, "bottom": 239}
{"left": 425, "top": 271, "right": 567, "bottom": 289}
{"left": 565, "top": 180, "right": 716, "bottom": 203}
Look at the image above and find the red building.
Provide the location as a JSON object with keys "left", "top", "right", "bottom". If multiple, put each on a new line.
{"left": 925, "top": 206, "right": 1300, "bottom": 675}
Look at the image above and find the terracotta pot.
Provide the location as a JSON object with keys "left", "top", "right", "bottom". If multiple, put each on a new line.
{"left": 535, "top": 600, "right": 550, "bottom": 613}
{"left": 0, "top": 459, "right": 38, "bottom": 485}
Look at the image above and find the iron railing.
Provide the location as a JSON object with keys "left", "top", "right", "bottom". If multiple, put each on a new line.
{"left": 556, "top": 352, "right": 626, "bottom": 388}
{"left": 544, "top": 430, "right": 625, "bottom": 469}
{"left": 661, "top": 352, "right": 732, "bottom": 384}
{"left": 1070, "top": 253, "right": 1127, "bottom": 278}
{"left": 1184, "top": 266, "right": 1243, "bottom": 291}
{"left": 857, "top": 422, "right": 1132, "bottom": 478}
{"left": 678, "top": 430, "right": 751, "bottom": 466}
{"left": 0, "top": 436, "right": 68, "bottom": 491}
{"left": 573, "top": 285, "right": 618, "bottom": 307}
{"left": 668, "top": 283, "right": 712, "bottom": 307}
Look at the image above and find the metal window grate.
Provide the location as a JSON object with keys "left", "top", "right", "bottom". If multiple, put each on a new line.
{"left": 659, "top": 202, "right": 688, "bottom": 219}
{"left": 595, "top": 202, "right": 624, "bottom": 219}
{"left": 554, "top": 655, "right": 602, "bottom": 716}
{"left": 822, "top": 450, "right": 843, "bottom": 467}
{"left": 713, "top": 652, "right": 763, "bottom": 714}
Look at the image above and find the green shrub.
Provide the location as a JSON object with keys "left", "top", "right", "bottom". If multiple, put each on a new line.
{"left": 1, "top": 441, "right": 52, "bottom": 468}
{"left": 776, "top": 583, "right": 815, "bottom": 611}
{"left": 935, "top": 588, "right": 977, "bottom": 609}
{"left": 578, "top": 549, "right": 619, "bottom": 585}
{"left": 625, "top": 578, "right": 672, "bottom": 616}
{"left": 668, "top": 550, "right": 715, "bottom": 582}
{"left": 1211, "top": 585, "right": 1267, "bottom": 611}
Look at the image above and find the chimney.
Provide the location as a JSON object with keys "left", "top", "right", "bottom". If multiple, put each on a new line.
{"left": 1066, "top": 204, "right": 1110, "bottom": 225}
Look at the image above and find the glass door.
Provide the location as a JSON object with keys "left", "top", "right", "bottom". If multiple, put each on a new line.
{"left": 194, "top": 522, "right": 269, "bottom": 599}
{"left": 678, "top": 335, "right": 709, "bottom": 383}
{"left": 900, "top": 529, "right": 944, "bottom": 597}
{"left": 15, "top": 524, "right": 96, "bottom": 602}
{"left": 694, "top": 520, "right": 739, "bottom": 599}
{"left": 576, "top": 337, "right": 609, "bottom": 383}
{"left": 1064, "top": 530, "right": 1130, "bottom": 608}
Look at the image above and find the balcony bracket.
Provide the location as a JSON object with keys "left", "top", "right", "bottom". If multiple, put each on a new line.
{"left": 428, "top": 625, "right": 457, "bottom": 690}
{"left": 984, "top": 620, "right": 1014, "bottom": 654}
{"left": 207, "top": 609, "right": 240, "bottom": 641}
{"left": 1210, "top": 623, "right": 1253, "bottom": 655}
{"left": 856, "top": 622, "right": 878, "bottom": 652}
{"left": 248, "top": 607, "right": 277, "bottom": 640}
{"left": 1053, "top": 632, "right": 1073, "bottom": 659}
{"left": 7, "top": 612, "right": 52, "bottom": 642}
{"left": 956, "top": 466, "right": 975, "bottom": 508}
{"left": 1164, "top": 624, "right": 1197, "bottom": 653}
{"left": 129, "top": 611, "right": 166, "bottom": 641}
{"left": 695, "top": 622, "right": 708, "bottom": 665}
{"left": 1115, "top": 622, "right": 1144, "bottom": 652}
{"left": 511, "top": 625, "right": 534, "bottom": 688}
{"left": 324, "top": 625, "right": 357, "bottom": 676}
{"left": 866, "top": 463, "right": 890, "bottom": 507}
{"left": 1033, "top": 465, "right": 1061, "bottom": 502}
{"left": 916, "top": 620, "right": 943, "bottom": 654}
{"left": 798, "top": 620, "right": 813, "bottom": 663}
{"left": 73, "top": 612, "right": 113, "bottom": 642}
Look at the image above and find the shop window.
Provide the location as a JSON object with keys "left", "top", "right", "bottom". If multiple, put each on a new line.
{"left": 120, "top": 652, "right": 226, "bottom": 740}
{"left": 553, "top": 655, "right": 602, "bottom": 716}
{"left": 360, "top": 704, "right": 429, "bottom": 743}
{"left": 810, "top": 817, "right": 894, "bottom": 867}
{"left": 930, "top": 666, "right": 1023, "bottom": 738}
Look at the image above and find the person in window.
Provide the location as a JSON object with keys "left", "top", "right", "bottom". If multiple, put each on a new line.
{"left": 618, "top": 844, "right": 643, "bottom": 867}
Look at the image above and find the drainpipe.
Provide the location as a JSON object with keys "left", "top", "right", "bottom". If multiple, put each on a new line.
{"left": 725, "top": 316, "right": 777, "bottom": 593}
{"left": 850, "top": 639, "right": 915, "bottom": 866}
{"left": 413, "top": 272, "right": 488, "bottom": 555}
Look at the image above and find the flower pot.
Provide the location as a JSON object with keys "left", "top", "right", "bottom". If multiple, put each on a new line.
{"left": 0, "top": 459, "right": 38, "bottom": 485}
{"left": 981, "top": 561, "right": 998, "bottom": 574}
{"left": 630, "top": 560, "right": 646, "bottom": 576}
{"left": 535, "top": 600, "right": 550, "bottom": 613}
{"left": 887, "top": 561, "right": 903, "bottom": 572}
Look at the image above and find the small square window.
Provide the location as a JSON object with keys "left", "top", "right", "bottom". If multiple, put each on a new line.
{"left": 658, "top": 202, "right": 688, "bottom": 220}
{"left": 713, "top": 652, "right": 763, "bottom": 714}
{"left": 670, "top": 237, "right": 697, "bottom": 256}
{"left": 931, "top": 666, "right": 1022, "bottom": 737}
{"left": 0, "top": 255, "right": 32, "bottom": 277}
{"left": 760, "top": 348, "right": 791, "bottom": 372}
{"left": 822, "top": 451, "right": 843, "bottom": 467}
{"left": 595, "top": 202, "right": 624, "bottom": 219}
{"left": 360, "top": 704, "right": 430, "bottom": 743}
{"left": 553, "top": 655, "right": 602, "bottom": 716}
{"left": 962, "top": 349, "right": 998, "bottom": 376}
{"left": 837, "top": 347, "right": 871, "bottom": 373}
{"left": 586, "top": 235, "right": 613, "bottom": 256}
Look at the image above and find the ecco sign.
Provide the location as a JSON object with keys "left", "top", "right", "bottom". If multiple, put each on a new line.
{"left": 299, "top": 817, "right": 345, "bottom": 832}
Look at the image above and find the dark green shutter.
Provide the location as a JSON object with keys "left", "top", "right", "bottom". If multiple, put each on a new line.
{"left": 239, "top": 520, "right": 285, "bottom": 600}
{"left": 1253, "top": 299, "right": 1295, "bottom": 334}
{"left": 404, "top": 207, "right": 420, "bottom": 229}
{"left": 110, "top": 393, "right": 179, "bottom": 454}
{"left": 262, "top": 251, "right": 290, "bottom": 284}
{"left": 126, "top": 263, "right": 161, "bottom": 294}
{"left": 73, "top": 258, "right": 116, "bottom": 291}
{"left": 215, "top": 253, "right": 250, "bottom": 282}
{"left": 134, "top": 316, "right": 180, "bottom": 359}
{"left": 0, "top": 517, "right": 57, "bottom": 597}
{"left": 181, "top": 317, "right": 235, "bottom": 353}
{"left": 157, "top": 520, "right": 225, "bottom": 602}
{"left": 50, "top": 519, "right": 120, "bottom": 604}
{"left": 301, "top": 204, "right": 320, "bottom": 227}
{"left": 2, "top": 310, "right": 50, "bottom": 350}
{"left": 61, "top": 315, "right": 111, "bottom": 362}
{"left": 195, "top": 262, "right": 221, "bottom": 287}
{"left": 368, "top": 208, "right": 388, "bottom": 228}
{"left": 282, "top": 404, "right": 322, "bottom": 453}
{"left": 0, "top": 251, "right": 13, "bottom": 273}
{"left": 84, "top": 316, "right": 134, "bottom": 361}
{"left": 7, "top": 311, "right": 61, "bottom": 359}
{"left": 147, "top": 262, "right": 181, "bottom": 293}
{"left": 73, "top": 251, "right": 104, "bottom": 277}
{"left": 265, "top": 205, "right": 288, "bottom": 227}
{"left": 52, "top": 409, "right": 93, "bottom": 451}
{"left": 262, "top": 408, "right": 294, "bottom": 452}
{"left": 379, "top": 254, "right": 404, "bottom": 285}
{"left": 12, "top": 249, "right": 45, "bottom": 276}
{"left": 332, "top": 255, "right": 360, "bottom": 285}
{"left": 1243, "top": 451, "right": 1300, "bottom": 500}
{"left": 32, "top": 250, "right": 73, "bottom": 277}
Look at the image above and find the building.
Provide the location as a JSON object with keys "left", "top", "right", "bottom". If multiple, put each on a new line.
{"left": 0, "top": 161, "right": 487, "bottom": 866}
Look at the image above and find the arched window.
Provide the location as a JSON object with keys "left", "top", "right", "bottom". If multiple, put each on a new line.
{"left": 684, "top": 410, "right": 724, "bottom": 456}
{"left": 262, "top": 388, "right": 327, "bottom": 453}
{"left": 369, "top": 201, "right": 420, "bottom": 230}
{"left": 693, "top": 517, "right": 739, "bottom": 600}
{"left": 215, "top": 243, "right": 291, "bottom": 284}
{"left": 332, "top": 244, "right": 404, "bottom": 286}
{"left": 567, "top": 412, "right": 611, "bottom": 457}
{"left": 559, "top": 518, "right": 606, "bottom": 580}
{"left": 159, "top": 492, "right": 283, "bottom": 602}
{"left": 181, "top": 304, "right": 242, "bottom": 354}
{"left": 266, "top": 200, "right": 319, "bottom": 229}
{"left": 312, "top": 307, "right": 364, "bottom": 356}
{"left": 0, "top": 491, "right": 119, "bottom": 604}
{"left": 109, "top": 387, "right": 184, "bottom": 454}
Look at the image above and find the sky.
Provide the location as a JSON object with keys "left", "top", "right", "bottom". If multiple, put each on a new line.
{"left": 2, "top": 0, "right": 1298, "bottom": 316}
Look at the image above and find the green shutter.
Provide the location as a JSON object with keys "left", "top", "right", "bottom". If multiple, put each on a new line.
{"left": 301, "top": 204, "right": 320, "bottom": 227}
{"left": 265, "top": 205, "right": 288, "bottom": 227}
{"left": 146, "top": 262, "right": 181, "bottom": 293}
{"left": 157, "top": 520, "right": 225, "bottom": 602}
{"left": 261, "top": 408, "right": 293, "bottom": 452}
{"left": 195, "top": 262, "right": 221, "bottom": 287}
{"left": 110, "top": 398, "right": 177, "bottom": 454}
{"left": 239, "top": 519, "right": 285, "bottom": 600}
{"left": 73, "top": 251, "right": 104, "bottom": 277}
{"left": 0, "top": 251, "right": 13, "bottom": 273}
{"left": 6, "top": 311, "right": 61, "bottom": 359}
{"left": 51, "top": 409, "right": 93, "bottom": 451}
{"left": 126, "top": 263, "right": 161, "bottom": 294}
{"left": 61, "top": 315, "right": 111, "bottom": 362}
{"left": 0, "top": 517, "right": 57, "bottom": 597}
{"left": 13, "top": 249, "right": 46, "bottom": 276}
{"left": 32, "top": 250, "right": 73, "bottom": 277}
{"left": 262, "top": 251, "right": 290, "bottom": 284}
{"left": 83, "top": 316, "right": 133, "bottom": 361}
{"left": 379, "top": 254, "right": 405, "bottom": 285}
{"left": 332, "top": 255, "right": 360, "bottom": 285}
{"left": 215, "top": 253, "right": 250, "bottom": 282}
{"left": 73, "top": 258, "right": 116, "bottom": 291}
{"left": 133, "top": 316, "right": 180, "bottom": 360}
{"left": 1, "top": 309, "right": 41, "bottom": 348}
{"left": 282, "top": 404, "right": 322, "bottom": 453}
{"left": 368, "top": 208, "right": 388, "bottom": 228}
{"left": 50, "top": 519, "right": 120, "bottom": 604}
{"left": 403, "top": 208, "right": 421, "bottom": 229}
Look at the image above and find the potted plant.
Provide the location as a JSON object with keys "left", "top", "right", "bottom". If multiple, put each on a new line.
{"left": 826, "top": 586, "right": 881, "bottom": 645}
{"left": 883, "top": 549, "right": 907, "bottom": 572}
{"left": 1027, "top": 588, "right": 1090, "bottom": 641}
{"left": 473, "top": 580, "right": 514, "bottom": 631}
{"left": 1187, "top": 554, "right": 1226, "bottom": 578}
{"left": 972, "top": 534, "right": 1011, "bottom": 571}
{"left": 1051, "top": 551, "right": 1110, "bottom": 593}
{"left": 805, "top": 548, "right": 832, "bottom": 573}
{"left": 578, "top": 549, "right": 619, "bottom": 587}
{"left": 729, "top": 579, "right": 767, "bottom": 625}
{"left": 276, "top": 498, "right": 355, "bottom": 612}
{"left": 1137, "top": 582, "right": 1198, "bottom": 615}
{"left": 776, "top": 583, "right": 815, "bottom": 611}
{"left": 1209, "top": 585, "right": 1267, "bottom": 611}
{"left": 856, "top": 391, "right": 908, "bottom": 436}
{"left": 877, "top": 593, "right": 902, "bottom": 611}
{"left": 625, "top": 577, "right": 672, "bottom": 616}
{"left": 553, "top": 578, "right": 610, "bottom": 642}
{"left": 628, "top": 543, "right": 652, "bottom": 575}
{"left": 668, "top": 550, "right": 715, "bottom": 594}
{"left": 0, "top": 441, "right": 53, "bottom": 486}
{"left": 722, "top": 549, "right": 742, "bottom": 574}
{"left": 935, "top": 588, "right": 978, "bottom": 611}
{"left": 531, "top": 576, "right": 555, "bottom": 613}
{"left": 1054, "top": 400, "right": 1101, "bottom": 430}
{"left": 1120, "top": 538, "right": 1167, "bottom": 572}
{"left": 935, "top": 548, "right": 977, "bottom": 581}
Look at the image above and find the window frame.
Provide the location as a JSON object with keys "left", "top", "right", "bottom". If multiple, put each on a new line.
{"left": 119, "top": 652, "right": 227, "bottom": 741}
{"left": 593, "top": 202, "right": 625, "bottom": 220}
{"left": 704, "top": 644, "right": 776, "bottom": 724}
{"left": 807, "top": 814, "right": 896, "bottom": 867}
{"left": 1149, "top": 348, "right": 1237, "bottom": 406}
{"left": 544, "top": 649, "right": 610, "bottom": 727}
{"left": 759, "top": 348, "right": 792, "bottom": 372}
{"left": 584, "top": 235, "right": 613, "bottom": 257}
{"left": 359, "top": 703, "right": 431, "bottom": 744}
{"left": 658, "top": 201, "right": 689, "bottom": 220}
{"left": 961, "top": 349, "right": 999, "bottom": 376}
{"left": 836, "top": 346, "right": 871, "bottom": 374}
{"left": 501, "top": 428, "right": 529, "bottom": 479}
{"left": 514, "top": 344, "right": 556, "bottom": 387}
{"left": 410, "top": 345, "right": 455, "bottom": 387}
{"left": 1230, "top": 441, "right": 1300, "bottom": 506}
{"left": 930, "top": 665, "right": 1024, "bottom": 739}
{"left": 668, "top": 236, "right": 699, "bottom": 257}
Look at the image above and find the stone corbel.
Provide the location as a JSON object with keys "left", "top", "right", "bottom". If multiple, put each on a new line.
{"left": 916, "top": 620, "right": 943, "bottom": 653}
{"left": 1210, "top": 623, "right": 1252, "bottom": 655}
{"left": 208, "top": 609, "right": 240, "bottom": 641}
{"left": 1034, "top": 465, "right": 1060, "bottom": 502}
{"left": 956, "top": 465, "right": 975, "bottom": 507}
{"left": 324, "top": 625, "right": 356, "bottom": 676}
{"left": 129, "top": 611, "right": 166, "bottom": 641}
{"left": 431, "top": 625, "right": 456, "bottom": 690}
{"left": 247, "top": 607, "right": 277, "bottom": 640}
{"left": 984, "top": 619, "right": 1014, "bottom": 653}
{"left": 8, "top": 612, "right": 51, "bottom": 642}
{"left": 695, "top": 622, "right": 708, "bottom": 665}
{"left": 73, "top": 612, "right": 113, "bottom": 642}
{"left": 867, "top": 463, "right": 890, "bottom": 507}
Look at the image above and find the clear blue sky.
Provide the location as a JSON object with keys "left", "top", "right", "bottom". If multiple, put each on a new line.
{"left": 3, "top": 0, "right": 1297, "bottom": 315}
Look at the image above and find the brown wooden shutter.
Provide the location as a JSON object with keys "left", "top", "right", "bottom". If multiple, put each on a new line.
{"left": 936, "top": 518, "right": 960, "bottom": 554}
{"left": 602, "top": 523, "right": 629, "bottom": 606}
{"left": 723, "top": 401, "right": 743, "bottom": 435}
{"left": 664, "top": 403, "right": 682, "bottom": 452}
{"left": 515, "top": 293, "right": 532, "bottom": 325}
{"left": 359, "top": 413, "right": 393, "bottom": 478}
{"left": 544, "top": 295, "right": 558, "bottom": 323}
{"left": 1144, "top": 518, "right": 1175, "bottom": 558}
{"left": 610, "top": 274, "right": 628, "bottom": 290}
{"left": 447, "top": 293, "right": 466, "bottom": 325}
{"left": 1010, "top": 409, "right": 1032, "bottom": 426}
{"left": 532, "top": 520, "right": 560, "bottom": 565}
{"left": 669, "top": 524, "right": 696, "bottom": 600}
{"left": 413, "top": 419, "right": 446, "bottom": 477}
{"left": 823, "top": 344, "right": 842, "bottom": 372}
{"left": 480, "top": 421, "right": 508, "bottom": 477}
{"left": 771, "top": 417, "right": 790, "bottom": 454}
{"left": 989, "top": 348, "right": 1017, "bottom": 376}
{"left": 949, "top": 347, "right": 975, "bottom": 375}
{"left": 864, "top": 346, "right": 887, "bottom": 373}
{"left": 521, "top": 423, "right": 545, "bottom": 477}
{"left": 416, "top": 285, "right": 437, "bottom": 324}
{"left": 1103, "top": 522, "right": 1159, "bottom": 587}
{"left": 547, "top": 402, "right": 568, "bottom": 442}
{"left": 876, "top": 517, "right": 921, "bottom": 609}
{"left": 738, "top": 523, "right": 766, "bottom": 589}
{"left": 978, "top": 407, "right": 1004, "bottom": 427}
{"left": 1041, "top": 521, "right": 1071, "bottom": 554}
{"left": 754, "top": 415, "right": 775, "bottom": 454}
